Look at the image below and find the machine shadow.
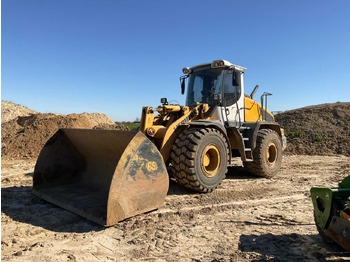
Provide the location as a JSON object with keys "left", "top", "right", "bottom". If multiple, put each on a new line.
{"left": 167, "top": 178, "right": 197, "bottom": 196}
{"left": 226, "top": 165, "right": 258, "bottom": 179}
{"left": 1, "top": 186, "right": 104, "bottom": 233}
{"left": 3, "top": 166, "right": 258, "bottom": 231}
{"left": 166, "top": 165, "right": 259, "bottom": 196}
{"left": 239, "top": 233, "right": 349, "bottom": 261}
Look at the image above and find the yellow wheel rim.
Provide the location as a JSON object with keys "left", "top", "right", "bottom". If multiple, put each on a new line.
{"left": 201, "top": 144, "right": 221, "bottom": 178}
{"left": 266, "top": 142, "right": 278, "bottom": 166}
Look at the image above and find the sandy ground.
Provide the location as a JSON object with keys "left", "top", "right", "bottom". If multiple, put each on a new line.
{"left": 2, "top": 155, "right": 350, "bottom": 261}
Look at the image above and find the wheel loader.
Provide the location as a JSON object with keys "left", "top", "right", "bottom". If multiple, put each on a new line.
{"left": 311, "top": 176, "right": 350, "bottom": 251}
{"left": 33, "top": 59, "right": 286, "bottom": 226}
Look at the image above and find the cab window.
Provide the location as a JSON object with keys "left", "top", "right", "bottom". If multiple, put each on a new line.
{"left": 186, "top": 67, "right": 223, "bottom": 107}
{"left": 223, "top": 70, "right": 241, "bottom": 106}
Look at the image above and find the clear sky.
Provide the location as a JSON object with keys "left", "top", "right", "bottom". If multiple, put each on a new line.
{"left": 2, "top": 0, "right": 350, "bottom": 121}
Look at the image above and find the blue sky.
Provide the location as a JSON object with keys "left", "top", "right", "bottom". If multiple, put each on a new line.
{"left": 2, "top": 0, "right": 350, "bottom": 121}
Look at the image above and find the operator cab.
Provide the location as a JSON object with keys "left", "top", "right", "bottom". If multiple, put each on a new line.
{"left": 181, "top": 60, "right": 246, "bottom": 126}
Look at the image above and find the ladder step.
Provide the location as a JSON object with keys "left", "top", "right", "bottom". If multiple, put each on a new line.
{"left": 243, "top": 138, "right": 249, "bottom": 141}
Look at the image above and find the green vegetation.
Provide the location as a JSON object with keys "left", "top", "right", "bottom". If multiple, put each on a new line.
{"left": 115, "top": 120, "right": 140, "bottom": 130}
{"left": 315, "top": 135, "right": 323, "bottom": 142}
{"left": 296, "top": 130, "right": 303, "bottom": 137}
{"left": 124, "top": 123, "right": 140, "bottom": 130}
{"left": 289, "top": 130, "right": 304, "bottom": 137}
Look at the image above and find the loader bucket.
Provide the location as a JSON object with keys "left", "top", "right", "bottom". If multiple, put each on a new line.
{"left": 33, "top": 129, "right": 169, "bottom": 226}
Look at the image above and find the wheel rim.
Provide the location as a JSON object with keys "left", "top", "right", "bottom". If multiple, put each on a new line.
{"left": 201, "top": 144, "right": 221, "bottom": 178}
{"left": 266, "top": 142, "right": 278, "bottom": 166}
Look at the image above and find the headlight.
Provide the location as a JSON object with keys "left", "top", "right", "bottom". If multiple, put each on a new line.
{"left": 182, "top": 67, "right": 192, "bottom": 74}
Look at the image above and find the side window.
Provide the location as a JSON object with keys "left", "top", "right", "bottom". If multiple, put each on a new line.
{"left": 223, "top": 70, "right": 241, "bottom": 106}
{"left": 192, "top": 77, "right": 203, "bottom": 103}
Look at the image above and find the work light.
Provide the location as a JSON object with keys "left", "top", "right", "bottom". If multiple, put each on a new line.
{"left": 182, "top": 67, "right": 192, "bottom": 74}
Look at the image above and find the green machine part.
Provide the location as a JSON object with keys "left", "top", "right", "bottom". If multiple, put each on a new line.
{"left": 310, "top": 176, "right": 350, "bottom": 251}
{"left": 339, "top": 176, "right": 350, "bottom": 189}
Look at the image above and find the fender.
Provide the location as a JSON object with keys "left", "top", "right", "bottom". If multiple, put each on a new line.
{"left": 247, "top": 121, "right": 282, "bottom": 150}
{"left": 188, "top": 120, "right": 232, "bottom": 162}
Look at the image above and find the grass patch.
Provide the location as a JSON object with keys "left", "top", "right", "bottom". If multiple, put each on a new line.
{"left": 124, "top": 123, "right": 140, "bottom": 130}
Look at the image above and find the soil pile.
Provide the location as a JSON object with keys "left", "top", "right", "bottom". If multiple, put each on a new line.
{"left": 275, "top": 102, "right": 350, "bottom": 156}
{"left": 74, "top": 112, "right": 116, "bottom": 127}
{"left": 2, "top": 112, "right": 128, "bottom": 160}
{"left": 1, "top": 101, "right": 37, "bottom": 123}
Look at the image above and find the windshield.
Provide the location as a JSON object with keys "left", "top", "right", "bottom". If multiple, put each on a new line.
{"left": 185, "top": 66, "right": 223, "bottom": 107}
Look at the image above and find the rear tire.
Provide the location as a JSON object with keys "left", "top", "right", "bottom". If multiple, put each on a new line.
{"left": 243, "top": 129, "right": 282, "bottom": 178}
{"left": 170, "top": 128, "right": 229, "bottom": 193}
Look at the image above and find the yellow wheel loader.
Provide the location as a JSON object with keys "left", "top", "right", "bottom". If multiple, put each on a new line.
{"left": 33, "top": 59, "right": 286, "bottom": 226}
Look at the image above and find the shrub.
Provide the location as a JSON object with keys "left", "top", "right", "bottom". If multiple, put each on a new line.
{"left": 289, "top": 130, "right": 303, "bottom": 137}
{"left": 315, "top": 135, "right": 323, "bottom": 142}
{"left": 296, "top": 130, "right": 303, "bottom": 137}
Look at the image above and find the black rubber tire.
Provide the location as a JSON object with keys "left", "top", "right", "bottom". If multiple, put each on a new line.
{"left": 170, "top": 127, "right": 229, "bottom": 193}
{"left": 243, "top": 129, "right": 282, "bottom": 178}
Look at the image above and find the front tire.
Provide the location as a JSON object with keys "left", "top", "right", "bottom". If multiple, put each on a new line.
{"left": 170, "top": 128, "right": 229, "bottom": 193}
{"left": 244, "top": 129, "right": 282, "bottom": 178}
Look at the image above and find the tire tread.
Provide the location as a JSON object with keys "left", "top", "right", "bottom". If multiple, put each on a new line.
{"left": 170, "top": 128, "right": 229, "bottom": 192}
{"left": 243, "top": 129, "right": 282, "bottom": 178}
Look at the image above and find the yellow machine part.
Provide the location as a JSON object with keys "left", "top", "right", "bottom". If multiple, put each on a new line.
{"left": 244, "top": 97, "right": 262, "bottom": 122}
{"left": 33, "top": 129, "right": 169, "bottom": 226}
{"left": 244, "top": 97, "right": 275, "bottom": 122}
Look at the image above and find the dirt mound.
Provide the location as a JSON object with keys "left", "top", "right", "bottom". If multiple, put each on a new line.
{"left": 1, "top": 101, "right": 37, "bottom": 123}
{"left": 74, "top": 112, "right": 116, "bottom": 126}
{"left": 1, "top": 113, "right": 127, "bottom": 160}
{"left": 275, "top": 102, "right": 350, "bottom": 156}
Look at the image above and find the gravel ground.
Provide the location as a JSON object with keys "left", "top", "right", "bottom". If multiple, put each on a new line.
{"left": 2, "top": 155, "right": 350, "bottom": 261}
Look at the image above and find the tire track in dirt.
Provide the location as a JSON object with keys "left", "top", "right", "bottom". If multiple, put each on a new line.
{"left": 157, "top": 194, "right": 306, "bottom": 215}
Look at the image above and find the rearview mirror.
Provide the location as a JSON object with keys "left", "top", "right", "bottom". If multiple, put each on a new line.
{"left": 232, "top": 71, "right": 239, "bottom": 86}
{"left": 180, "top": 78, "right": 185, "bottom": 94}
{"left": 180, "top": 75, "right": 189, "bottom": 95}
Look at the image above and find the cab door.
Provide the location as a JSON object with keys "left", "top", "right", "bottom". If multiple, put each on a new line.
{"left": 221, "top": 70, "right": 244, "bottom": 127}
